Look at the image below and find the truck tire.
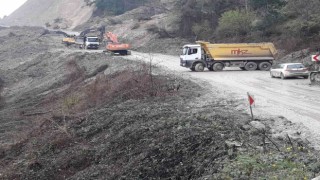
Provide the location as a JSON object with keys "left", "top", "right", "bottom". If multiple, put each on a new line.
{"left": 120, "top": 51, "right": 127, "bottom": 55}
{"left": 310, "top": 72, "right": 320, "bottom": 83}
{"left": 213, "top": 63, "right": 224, "bottom": 71}
{"left": 194, "top": 63, "right": 205, "bottom": 72}
{"left": 259, "top": 62, "right": 272, "bottom": 71}
{"left": 245, "top": 62, "right": 258, "bottom": 71}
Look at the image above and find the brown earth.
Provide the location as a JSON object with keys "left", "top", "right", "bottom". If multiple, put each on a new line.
{"left": 0, "top": 26, "right": 320, "bottom": 179}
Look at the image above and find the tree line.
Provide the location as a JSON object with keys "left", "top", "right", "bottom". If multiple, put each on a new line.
{"left": 93, "top": 0, "right": 320, "bottom": 50}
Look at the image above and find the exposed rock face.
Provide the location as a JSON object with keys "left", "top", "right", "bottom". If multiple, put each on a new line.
{"left": 0, "top": 0, "right": 94, "bottom": 29}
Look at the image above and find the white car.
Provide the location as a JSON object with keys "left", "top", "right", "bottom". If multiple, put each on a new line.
{"left": 270, "top": 63, "right": 309, "bottom": 80}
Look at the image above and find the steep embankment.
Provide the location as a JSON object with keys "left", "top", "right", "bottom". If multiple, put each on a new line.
{"left": 0, "top": 0, "right": 93, "bottom": 29}
{"left": 0, "top": 26, "right": 320, "bottom": 179}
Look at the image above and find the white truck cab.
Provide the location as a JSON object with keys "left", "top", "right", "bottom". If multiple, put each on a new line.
{"left": 84, "top": 36, "right": 100, "bottom": 49}
{"left": 180, "top": 44, "right": 204, "bottom": 71}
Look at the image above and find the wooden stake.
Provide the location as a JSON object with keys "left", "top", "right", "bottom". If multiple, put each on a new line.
{"left": 249, "top": 104, "right": 254, "bottom": 120}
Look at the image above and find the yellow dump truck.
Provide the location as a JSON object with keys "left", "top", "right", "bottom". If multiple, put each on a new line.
{"left": 180, "top": 41, "right": 277, "bottom": 72}
{"left": 62, "top": 37, "right": 76, "bottom": 46}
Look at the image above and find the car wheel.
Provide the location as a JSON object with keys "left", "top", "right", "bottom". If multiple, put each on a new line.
{"left": 270, "top": 72, "right": 275, "bottom": 78}
{"left": 280, "top": 73, "right": 286, "bottom": 80}
{"left": 245, "top": 62, "right": 258, "bottom": 71}
{"left": 213, "top": 63, "right": 224, "bottom": 71}
{"left": 194, "top": 63, "right": 204, "bottom": 72}
{"left": 259, "top": 62, "right": 272, "bottom": 71}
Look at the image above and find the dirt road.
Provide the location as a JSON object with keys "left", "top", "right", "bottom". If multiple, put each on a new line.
{"left": 124, "top": 51, "right": 320, "bottom": 149}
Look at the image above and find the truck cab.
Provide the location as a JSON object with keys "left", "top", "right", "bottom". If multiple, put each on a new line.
{"left": 180, "top": 44, "right": 204, "bottom": 70}
{"left": 84, "top": 36, "right": 100, "bottom": 49}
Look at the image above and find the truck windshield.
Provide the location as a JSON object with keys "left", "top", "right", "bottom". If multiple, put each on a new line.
{"left": 87, "top": 38, "right": 98, "bottom": 42}
{"left": 182, "top": 47, "right": 188, "bottom": 55}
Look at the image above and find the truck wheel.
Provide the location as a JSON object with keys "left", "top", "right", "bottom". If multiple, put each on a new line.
{"left": 194, "top": 63, "right": 205, "bottom": 72}
{"left": 259, "top": 62, "right": 272, "bottom": 71}
{"left": 213, "top": 63, "right": 224, "bottom": 71}
{"left": 245, "top": 62, "right": 258, "bottom": 71}
{"left": 310, "top": 72, "right": 320, "bottom": 83}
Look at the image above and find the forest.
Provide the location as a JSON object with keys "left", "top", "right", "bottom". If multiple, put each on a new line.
{"left": 94, "top": 0, "right": 320, "bottom": 51}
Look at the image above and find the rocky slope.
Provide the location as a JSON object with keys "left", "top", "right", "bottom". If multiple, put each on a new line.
{"left": 0, "top": 0, "right": 94, "bottom": 29}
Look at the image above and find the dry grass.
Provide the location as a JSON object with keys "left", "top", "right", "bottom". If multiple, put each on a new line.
{"left": 0, "top": 59, "right": 184, "bottom": 179}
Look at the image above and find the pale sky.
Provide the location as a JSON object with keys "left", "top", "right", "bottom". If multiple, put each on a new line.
{"left": 0, "top": 0, "right": 28, "bottom": 18}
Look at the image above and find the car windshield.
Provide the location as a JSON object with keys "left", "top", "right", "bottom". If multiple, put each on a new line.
{"left": 274, "top": 64, "right": 285, "bottom": 69}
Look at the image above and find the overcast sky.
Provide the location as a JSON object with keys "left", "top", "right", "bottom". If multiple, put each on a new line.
{"left": 0, "top": 0, "right": 28, "bottom": 18}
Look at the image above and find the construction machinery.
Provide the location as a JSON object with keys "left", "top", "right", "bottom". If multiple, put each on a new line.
{"left": 62, "top": 26, "right": 105, "bottom": 49}
{"left": 309, "top": 55, "right": 320, "bottom": 84}
{"left": 104, "top": 32, "right": 131, "bottom": 55}
{"left": 180, "top": 41, "right": 277, "bottom": 72}
{"left": 62, "top": 36, "right": 76, "bottom": 45}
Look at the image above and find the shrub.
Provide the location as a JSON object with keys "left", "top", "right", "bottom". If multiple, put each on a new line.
{"left": 216, "top": 10, "right": 255, "bottom": 38}
{"left": 84, "top": 63, "right": 178, "bottom": 107}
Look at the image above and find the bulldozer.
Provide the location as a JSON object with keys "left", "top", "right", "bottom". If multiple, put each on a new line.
{"left": 104, "top": 32, "right": 131, "bottom": 55}
{"left": 310, "top": 54, "right": 320, "bottom": 84}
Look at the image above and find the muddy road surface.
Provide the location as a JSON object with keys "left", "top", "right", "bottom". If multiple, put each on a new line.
{"left": 124, "top": 51, "right": 320, "bottom": 149}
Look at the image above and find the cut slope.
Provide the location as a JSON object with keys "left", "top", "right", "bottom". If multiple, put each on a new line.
{"left": 0, "top": 0, "right": 93, "bottom": 29}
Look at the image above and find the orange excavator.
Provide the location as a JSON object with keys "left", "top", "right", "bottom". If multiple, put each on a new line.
{"left": 104, "top": 32, "right": 131, "bottom": 55}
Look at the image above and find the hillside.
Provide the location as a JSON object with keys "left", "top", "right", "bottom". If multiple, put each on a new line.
{"left": 1, "top": 26, "right": 320, "bottom": 179}
{"left": 1, "top": 1, "right": 320, "bottom": 179}
{"left": 0, "top": 0, "right": 94, "bottom": 29}
{"left": 2, "top": 0, "right": 320, "bottom": 53}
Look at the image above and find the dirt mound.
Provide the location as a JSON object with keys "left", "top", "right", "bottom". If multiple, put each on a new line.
{"left": 0, "top": 0, "right": 93, "bottom": 29}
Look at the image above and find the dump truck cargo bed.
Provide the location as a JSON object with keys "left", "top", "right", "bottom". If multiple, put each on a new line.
{"left": 197, "top": 41, "right": 277, "bottom": 61}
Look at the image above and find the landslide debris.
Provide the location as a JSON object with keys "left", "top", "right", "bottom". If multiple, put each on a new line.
{"left": 0, "top": 27, "right": 320, "bottom": 180}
